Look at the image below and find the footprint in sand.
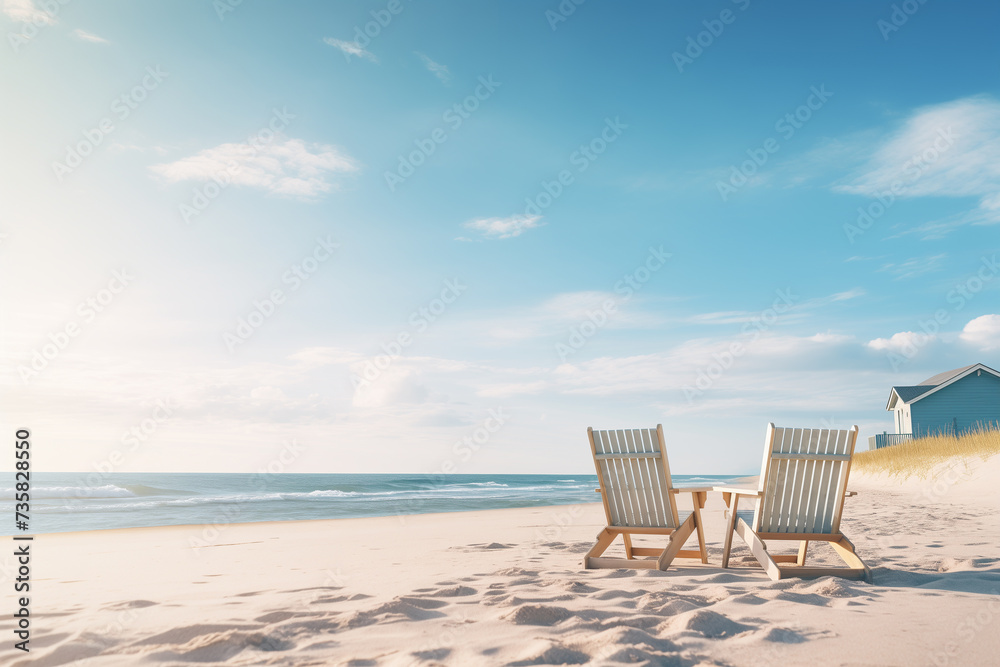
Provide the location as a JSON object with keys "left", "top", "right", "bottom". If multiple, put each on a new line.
{"left": 762, "top": 627, "right": 809, "bottom": 643}
{"left": 427, "top": 585, "right": 477, "bottom": 597}
{"left": 636, "top": 593, "right": 705, "bottom": 616}
{"left": 599, "top": 570, "right": 638, "bottom": 579}
{"left": 309, "top": 594, "right": 350, "bottom": 605}
{"left": 503, "top": 604, "right": 573, "bottom": 626}
{"left": 103, "top": 599, "right": 158, "bottom": 610}
{"left": 346, "top": 598, "right": 448, "bottom": 627}
{"left": 564, "top": 581, "right": 598, "bottom": 593}
{"left": 148, "top": 630, "right": 294, "bottom": 663}
{"left": 663, "top": 609, "right": 755, "bottom": 639}
{"left": 129, "top": 624, "right": 254, "bottom": 646}
{"left": 506, "top": 639, "right": 590, "bottom": 665}
{"left": 494, "top": 567, "right": 538, "bottom": 577}
{"left": 411, "top": 647, "right": 451, "bottom": 660}
{"left": 254, "top": 611, "right": 299, "bottom": 623}
{"left": 397, "top": 597, "right": 449, "bottom": 609}
{"left": 592, "top": 588, "right": 649, "bottom": 601}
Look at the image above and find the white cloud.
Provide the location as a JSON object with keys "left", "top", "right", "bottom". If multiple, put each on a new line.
{"left": 960, "top": 314, "right": 1000, "bottom": 351}
{"left": 836, "top": 96, "right": 1000, "bottom": 223}
{"left": 462, "top": 214, "right": 542, "bottom": 240}
{"left": 323, "top": 37, "right": 377, "bottom": 62}
{"left": 150, "top": 138, "right": 358, "bottom": 198}
{"left": 866, "top": 331, "right": 934, "bottom": 354}
{"left": 3, "top": 0, "right": 52, "bottom": 23}
{"left": 73, "top": 28, "right": 108, "bottom": 43}
{"left": 416, "top": 52, "right": 451, "bottom": 83}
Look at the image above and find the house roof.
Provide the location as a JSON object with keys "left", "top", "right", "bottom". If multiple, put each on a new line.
{"left": 886, "top": 363, "right": 1000, "bottom": 410}
{"left": 918, "top": 364, "right": 978, "bottom": 387}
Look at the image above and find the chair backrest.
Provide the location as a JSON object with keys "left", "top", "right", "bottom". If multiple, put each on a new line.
{"left": 753, "top": 423, "right": 859, "bottom": 535}
{"left": 588, "top": 425, "right": 679, "bottom": 529}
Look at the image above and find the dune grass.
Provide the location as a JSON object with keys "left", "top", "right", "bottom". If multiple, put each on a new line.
{"left": 852, "top": 427, "right": 1000, "bottom": 479}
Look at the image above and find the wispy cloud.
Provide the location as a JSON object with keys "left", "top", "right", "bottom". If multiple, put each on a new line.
{"left": 686, "top": 288, "right": 865, "bottom": 326}
{"left": 416, "top": 52, "right": 451, "bottom": 84}
{"left": 73, "top": 28, "right": 109, "bottom": 44}
{"left": 3, "top": 0, "right": 52, "bottom": 23}
{"left": 150, "top": 138, "right": 359, "bottom": 198}
{"left": 877, "top": 254, "right": 947, "bottom": 280}
{"left": 836, "top": 96, "right": 1000, "bottom": 224}
{"left": 323, "top": 37, "right": 377, "bottom": 62}
{"left": 461, "top": 214, "right": 542, "bottom": 240}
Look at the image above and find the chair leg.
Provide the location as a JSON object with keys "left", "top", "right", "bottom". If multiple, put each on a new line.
{"left": 657, "top": 513, "right": 696, "bottom": 570}
{"left": 734, "top": 518, "right": 781, "bottom": 581}
{"left": 692, "top": 504, "right": 709, "bottom": 564}
{"left": 583, "top": 528, "right": 616, "bottom": 569}
{"left": 797, "top": 540, "right": 809, "bottom": 566}
{"left": 622, "top": 533, "right": 634, "bottom": 559}
{"left": 830, "top": 535, "right": 872, "bottom": 582}
{"left": 721, "top": 502, "right": 738, "bottom": 568}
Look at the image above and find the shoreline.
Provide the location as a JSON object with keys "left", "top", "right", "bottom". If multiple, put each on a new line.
{"left": 10, "top": 501, "right": 608, "bottom": 539}
{"left": 11, "top": 473, "right": 757, "bottom": 538}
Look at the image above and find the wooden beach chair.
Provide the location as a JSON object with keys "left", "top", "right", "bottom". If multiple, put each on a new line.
{"left": 584, "top": 425, "right": 711, "bottom": 570}
{"left": 717, "top": 423, "right": 870, "bottom": 581}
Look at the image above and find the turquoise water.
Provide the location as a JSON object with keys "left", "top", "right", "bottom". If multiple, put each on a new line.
{"left": 2, "top": 472, "right": 744, "bottom": 535}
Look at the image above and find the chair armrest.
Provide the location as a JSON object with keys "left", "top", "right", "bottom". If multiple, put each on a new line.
{"left": 714, "top": 486, "right": 761, "bottom": 509}
{"left": 712, "top": 486, "right": 762, "bottom": 496}
{"left": 669, "top": 486, "right": 715, "bottom": 494}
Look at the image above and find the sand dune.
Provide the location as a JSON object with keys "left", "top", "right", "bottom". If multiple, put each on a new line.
{"left": 7, "top": 456, "right": 1000, "bottom": 665}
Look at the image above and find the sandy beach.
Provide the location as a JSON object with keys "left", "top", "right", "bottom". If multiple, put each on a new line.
{"left": 9, "top": 456, "right": 1000, "bottom": 666}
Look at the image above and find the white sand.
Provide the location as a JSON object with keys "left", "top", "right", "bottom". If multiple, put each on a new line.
{"left": 8, "top": 457, "right": 1000, "bottom": 666}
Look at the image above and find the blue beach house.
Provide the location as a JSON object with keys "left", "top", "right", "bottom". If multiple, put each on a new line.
{"left": 871, "top": 363, "right": 1000, "bottom": 449}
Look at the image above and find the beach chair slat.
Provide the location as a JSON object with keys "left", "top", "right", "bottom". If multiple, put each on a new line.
{"left": 801, "top": 428, "right": 825, "bottom": 532}
{"left": 823, "top": 428, "right": 852, "bottom": 532}
{"left": 784, "top": 430, "right": 804, "bottom": 531}
{"left": 609, "top": 430, "right": 637, "bottom": 526}
{"left": 641, "top": 429, "right": 667, "bottom": 526}
{"left": 803, "top": 429, "right": 830, "bottom": 533}
{"left": 594, "top": 430, "right": 623, "bottom": 526}
{"left": 812, "top": 428, "right": 835, "bottom": 532}
{"left": 605, "top": 429, "right": 632, "bottom": 526}
{"left": 821, "top": 428, "right": 843, "bottom": 532}
{"left": 758, "top": 426, "right": 784, "bottom": 531}
{"left": 826, "top": 428, "right": 852, "bottom": 531}
{"left": 753, "top": 424, "right": 777, "bottom": 531}
{"left": 831, "top": 428, "right": 858, "bottom": 533}
{"left": 786, "top": 429, "right": 812, "bottom": 532}
{"left": 628, "top": 429, "right": 657, "bottom": 527}
{"left": 788, "top": 429, "right": 810, "bottom": 532}
{"left": 775, "top": 428, "right": 802, "bottom": 531}
{"left": 589, "top": 428, "right": 617, "bottom": 526}
{"left": 655, "top": 424, "right": 680, "bottom": 528}
{"left": 622, "top": 429, "right": 651, "bottom": 526}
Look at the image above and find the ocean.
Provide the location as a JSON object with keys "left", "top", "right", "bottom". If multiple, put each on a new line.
{"left": 3, "top": 472, "right": 746, "bottom": 535}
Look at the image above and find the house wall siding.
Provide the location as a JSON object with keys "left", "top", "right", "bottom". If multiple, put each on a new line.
{"left": 910, "top": 372, "right": 1000, "bottom": 436}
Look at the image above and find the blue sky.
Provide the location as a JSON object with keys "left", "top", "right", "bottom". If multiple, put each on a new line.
{"left": 2, "top": 0, "right": 999, "bottom": 474}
